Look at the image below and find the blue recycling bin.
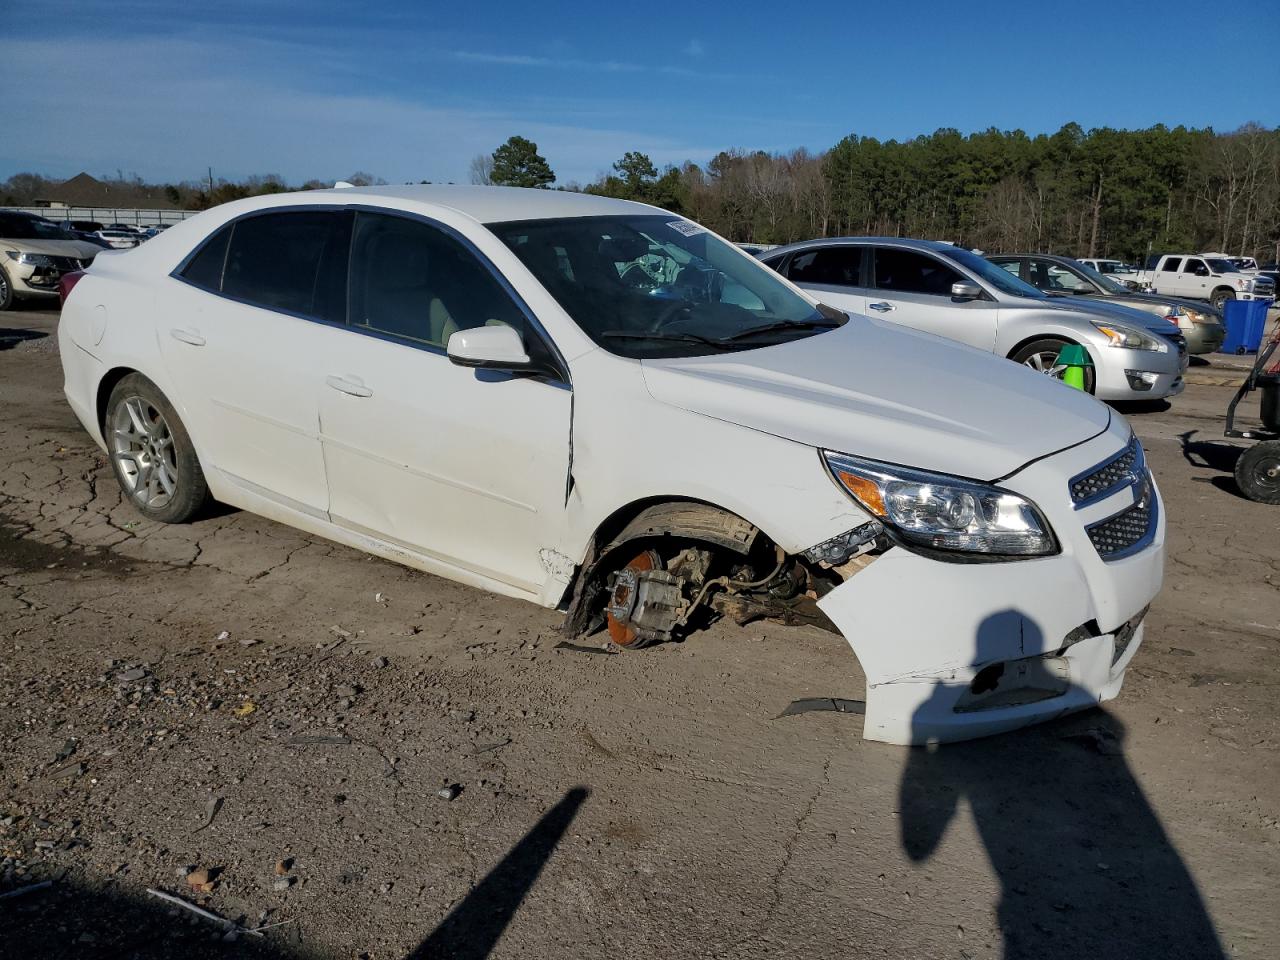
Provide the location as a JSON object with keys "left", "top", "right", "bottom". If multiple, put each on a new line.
{"left": 1222, "top": 299, "right": 1270, "bottom": 354}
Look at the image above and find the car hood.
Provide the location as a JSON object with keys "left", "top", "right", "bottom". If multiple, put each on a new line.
{"left": 640, "top": 316, "right": 1111, "bottom": 482}
{"left": 1036, "top": 294, "right": 1177, "bottom": 335}
{"left": 1, "top": 237, "right": 103, "bottom": 258}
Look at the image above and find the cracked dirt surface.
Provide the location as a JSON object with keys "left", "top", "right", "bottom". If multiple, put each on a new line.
{"left": 1, "top": 307, "right": 1278, "bottom": 959}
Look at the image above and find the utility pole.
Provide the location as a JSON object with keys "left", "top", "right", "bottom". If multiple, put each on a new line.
{"left": 207, "top": 167, "right": 214, "bottom": 199}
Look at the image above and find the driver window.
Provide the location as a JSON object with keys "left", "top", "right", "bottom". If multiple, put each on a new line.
{"left": 1182, "top": 258, "right": 1207, "bottom": 276}
{"left": 348, "top": 213, "right": 526, "bottom": 349}
{"left": 874, "top": 248, "right": 963, "bottom": 297}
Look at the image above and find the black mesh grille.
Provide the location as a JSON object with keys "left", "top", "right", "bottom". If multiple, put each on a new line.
{"left": 1087, "top": 494, "right": 1154, "bottom": 559}
{"left": 42, "top": 256, "right": 92, "bottom": 271}
{"left": 1071, "top": 439, "right": 1140, "bottom": 505}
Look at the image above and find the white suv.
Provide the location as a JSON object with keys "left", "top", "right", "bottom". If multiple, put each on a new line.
{"left": 0, "top": 211, "right": 102, "bottom": 311}
{"left": 57, "top": 186, "right": 1165, "bottom": 745}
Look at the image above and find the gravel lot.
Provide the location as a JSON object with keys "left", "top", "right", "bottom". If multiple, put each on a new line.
{"left": 1, "top": 305, "right": 1277, "bottom": 959}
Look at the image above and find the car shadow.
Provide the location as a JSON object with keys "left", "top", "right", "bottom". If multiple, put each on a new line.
{"left": 0, "top": 328, "right": 49, "bottom": 351}
{"left": 408, "top": 786, "right": 589, "bottom": 959}
{"left": 898, "top": 611, "right": 1225, "bottom": 959}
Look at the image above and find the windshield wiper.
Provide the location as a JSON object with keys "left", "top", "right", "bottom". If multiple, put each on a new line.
{"left": 720, "top": 318, "right": 842, "bottom": 342}
{"left": 600, "top": 330, "right": 736, "bottom": 350}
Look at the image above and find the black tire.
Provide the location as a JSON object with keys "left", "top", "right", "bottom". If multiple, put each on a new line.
{"left": 105, "top": 373, "right": 210, "bottom": 523}
{"left": 1010, "top": 338, "right": 1096, "bottom": 394}
{"left": 0, "top": 266, "right": 14, "bottom": 311}
{"left": 1210, "top": 287, "right": 1235, "bottom": 311}
{"left": 1234, "top": 441, "right": 1280, "bottom": 504}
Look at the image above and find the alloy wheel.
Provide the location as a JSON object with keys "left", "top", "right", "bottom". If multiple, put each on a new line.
{"left": 111, "top": 396, "right": 179, "bottom": 509}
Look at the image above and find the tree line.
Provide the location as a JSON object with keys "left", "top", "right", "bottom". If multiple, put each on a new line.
{"left": 6, "top": 122, "right": 1278, "bottom": 262}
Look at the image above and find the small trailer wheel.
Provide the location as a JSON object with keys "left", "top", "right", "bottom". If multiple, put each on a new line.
{"left": 1234, "top": 441, "right": 1280, "bottom": 504}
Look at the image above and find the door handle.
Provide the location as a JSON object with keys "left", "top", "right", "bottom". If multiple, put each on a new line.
{"left": 868, "top": 301, "right": 895, "bottom": 313}
{"left": 325, "top": 375, "right": 373, "bottom": 398}
{"left": 170, "top": 328, "right": 206, "bottom": 346}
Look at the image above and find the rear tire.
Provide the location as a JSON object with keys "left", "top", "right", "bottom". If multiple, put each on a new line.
{"left": 105, "top": 373, "right": 210, "bottom": 523}
{"left": 1234, "top": 441, "right": 1280, "bottom": 504}
{"left": 1011, "top": 338, "right": 1096, "bottom": 394}
{"left": 1210, "top": 287, "right": 1235, "bottom": 311}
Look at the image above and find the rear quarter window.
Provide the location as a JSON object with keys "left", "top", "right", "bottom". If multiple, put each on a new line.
{"left": 180, "top": 225, "right": 231, "bottom": 292}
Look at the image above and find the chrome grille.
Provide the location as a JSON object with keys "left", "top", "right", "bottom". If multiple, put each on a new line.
{"left": 1086, "top": 478, "right": 1158, "bottom": 561}
{"left": 1070, "top": 437, "right": 1144, "bottom": 508}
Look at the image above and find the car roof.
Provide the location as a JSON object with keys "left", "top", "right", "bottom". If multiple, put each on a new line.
{"left": 759, "top": 236, "right": 963, "bottom": 259}
{"left": 989, "top": 252, "right": 1079, "bottom": 265}
{"left": 288, "top": 183, "right": 662, "bottom": 224}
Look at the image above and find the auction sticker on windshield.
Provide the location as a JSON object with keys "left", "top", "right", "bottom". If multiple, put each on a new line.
{"left": 666, "top": 220, "right": 705, "bottom": 237}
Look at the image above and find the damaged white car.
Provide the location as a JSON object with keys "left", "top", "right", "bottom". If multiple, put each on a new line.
{"left": 57, "top": 186, "right": 1165, "bottom": 745}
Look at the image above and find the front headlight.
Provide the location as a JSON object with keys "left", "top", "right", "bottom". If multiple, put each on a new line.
{"left": 4, "top": 250, "right": 56, "bottom": 267}
{"left": 1090, "top": 321, "right": 1168, "bottom": 352}
{"left": 822, "top": 451, "right": 1056, "bottom": 559}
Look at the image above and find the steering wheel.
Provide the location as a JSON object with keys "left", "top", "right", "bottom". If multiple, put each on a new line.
{"left": 649, "top": 299, "right": 694, "bottom": 332}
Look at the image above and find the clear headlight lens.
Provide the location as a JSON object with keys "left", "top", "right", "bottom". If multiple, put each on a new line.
{"left": 1091, "top": 321, "right": 1168, "bottom": 352}
{"left": 822, "top": 452, "right": 1056, "bottom": 558}
{"left": 4, "top": 251, "right": 56, "bottom": 266}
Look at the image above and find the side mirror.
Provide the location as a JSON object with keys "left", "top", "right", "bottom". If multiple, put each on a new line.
{"left": 951, "top": 281, "right": 983, "bottom": 301}
{"left": 446, "top": 324, "right": 531, "bottom": 371}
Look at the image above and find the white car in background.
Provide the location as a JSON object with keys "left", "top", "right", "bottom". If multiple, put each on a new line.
{"left": 57, "top": 185, "right": 1164, "bottom": 745}
{"left": 94, "top": 228, "right": 142, "bottom": 249}
{"left": 1078, "top": 259, "right": 1148, "bottom": 291}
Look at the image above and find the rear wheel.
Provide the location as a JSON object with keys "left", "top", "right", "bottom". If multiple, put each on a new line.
{"left": 0, "top": 266, "right": 14, "bottom": 311}
{"left": 105, "top": 373, "right": 210, "bottom": 523}
{"left": 1211, "top": 287, "right": 1235, "bottom": 311}
{"left": 1234, "top": 441, "right": 1280, "bottom": 504}
{"left": 1011, "top": 338, "right": 1096, "bottom": 394}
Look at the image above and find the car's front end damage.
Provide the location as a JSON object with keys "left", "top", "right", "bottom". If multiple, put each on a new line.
{"left": 818, "top": 415, "right": 1162, "bottom": 744}
{"left": 561, "top": 320, "right": 1164, "bottom": 746}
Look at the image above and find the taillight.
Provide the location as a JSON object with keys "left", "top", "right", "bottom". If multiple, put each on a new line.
{"left": 58, "top": 270, "right": 85, "bottom": 306}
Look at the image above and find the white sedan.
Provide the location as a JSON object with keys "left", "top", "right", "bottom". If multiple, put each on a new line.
{"left": 57, "top": 186, "right": 1165, "bottom": 744}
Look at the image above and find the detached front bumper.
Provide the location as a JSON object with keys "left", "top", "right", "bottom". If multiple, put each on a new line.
{"left": 816, "top": 416, "right": 1164, "bottom": 745}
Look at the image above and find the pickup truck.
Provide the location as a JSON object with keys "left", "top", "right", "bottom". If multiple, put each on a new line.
{"left": 1139, "top": 253, "right": 1274, "bottom": 309}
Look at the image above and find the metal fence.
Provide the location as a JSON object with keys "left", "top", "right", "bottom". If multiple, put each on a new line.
{"left": 1, "top": 207, "right": 197, "bottom": 227}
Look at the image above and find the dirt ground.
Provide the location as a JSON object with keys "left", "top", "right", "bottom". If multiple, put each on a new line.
{"left": 1, "top": 305, "right": 1277, "bottom": 960}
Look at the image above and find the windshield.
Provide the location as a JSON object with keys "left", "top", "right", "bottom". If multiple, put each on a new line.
{"left": 949, "top": 248, "right": 1046, "bottom": 298}
{"left": 1070, "top": 259, "right": 1127, "bottom": 294}
{"left": 1207, "top": 258, "right": 1236, "bottom": 274}
{"left": 490, "top": 215, "right": 841, "bottom": 358}
{"left": 0, "top": 214, "right": 76, "bottom": 242}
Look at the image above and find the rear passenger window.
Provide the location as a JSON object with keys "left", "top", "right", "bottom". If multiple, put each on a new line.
{"left": 180, "top": 225, "right": 231, "bottom": 291}
{"left": 221, "top": 211, "right": 351, "bottom": 323}
{"left": 787, "top": 247, "right": 863, "bottom": 286}
{"left": 347, "top": 212, "right": 527, "bottom": 349}
{"left": 874, "top": 248, "right": 963, "bottom": 296}
{"left": 1182, "top": 258, "right": 1206, "bottom": 275}
{"left": 1160, "top": 258, "right": 1182, "bottom": 273}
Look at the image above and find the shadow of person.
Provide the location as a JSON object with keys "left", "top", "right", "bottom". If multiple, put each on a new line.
{"left": 409, "top": 787, "right": 589, "bottom": 960}
{"left": 1178, "top": 429, "right": 1244, "bottom": 473}
{"left": 898, "top": 613, "right": 1225, "bottom": 959}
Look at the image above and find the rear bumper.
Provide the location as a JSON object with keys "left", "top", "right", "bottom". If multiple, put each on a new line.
{"left": 817, "top": 417, "right": 1164, "bottom": 745}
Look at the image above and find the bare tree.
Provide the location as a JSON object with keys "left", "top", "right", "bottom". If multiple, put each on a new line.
{"left": 469, "top": 153, "right": 494, "bottom": 186}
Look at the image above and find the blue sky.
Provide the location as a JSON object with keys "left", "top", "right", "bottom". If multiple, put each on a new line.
{"left": 2, "top": 0, "right": 1277, "bottom": 187}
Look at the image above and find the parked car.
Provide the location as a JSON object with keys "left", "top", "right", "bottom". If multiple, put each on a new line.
{"left": 57, "top": 220, "right": 112, "bottom": 248}
{"left": 94, "top": 229, "right": 142, "bottom": 249}
{"left": 1201, "top": 252, "right": 1259, "bottom": 273}
{"left": 1138, "top": 253, "right": 1274, "bottom": 309}
{"left": 1077, "top": 258, "right": 1148, "bottom": 290}
{"left": 989, "top": 254, "right": 1226, "bottom": 355}
{"left": 57, "top": 185, "right": 1164, "bottom": 745}
{"left": 0, "top": 211, "right": 101, "bottom": 310}
{"left": 760, "top": 238, "right": 1186, "bottom": 400}
{"left": 105, "top": 222, "right": 143, "bottom": 234}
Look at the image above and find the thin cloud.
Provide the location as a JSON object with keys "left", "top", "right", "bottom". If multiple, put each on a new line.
{"left": 449, "top": 49, "right": 743, "bottom": 81}
{"left": 683, "top": 39, "right": 705, "bottom": 57}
